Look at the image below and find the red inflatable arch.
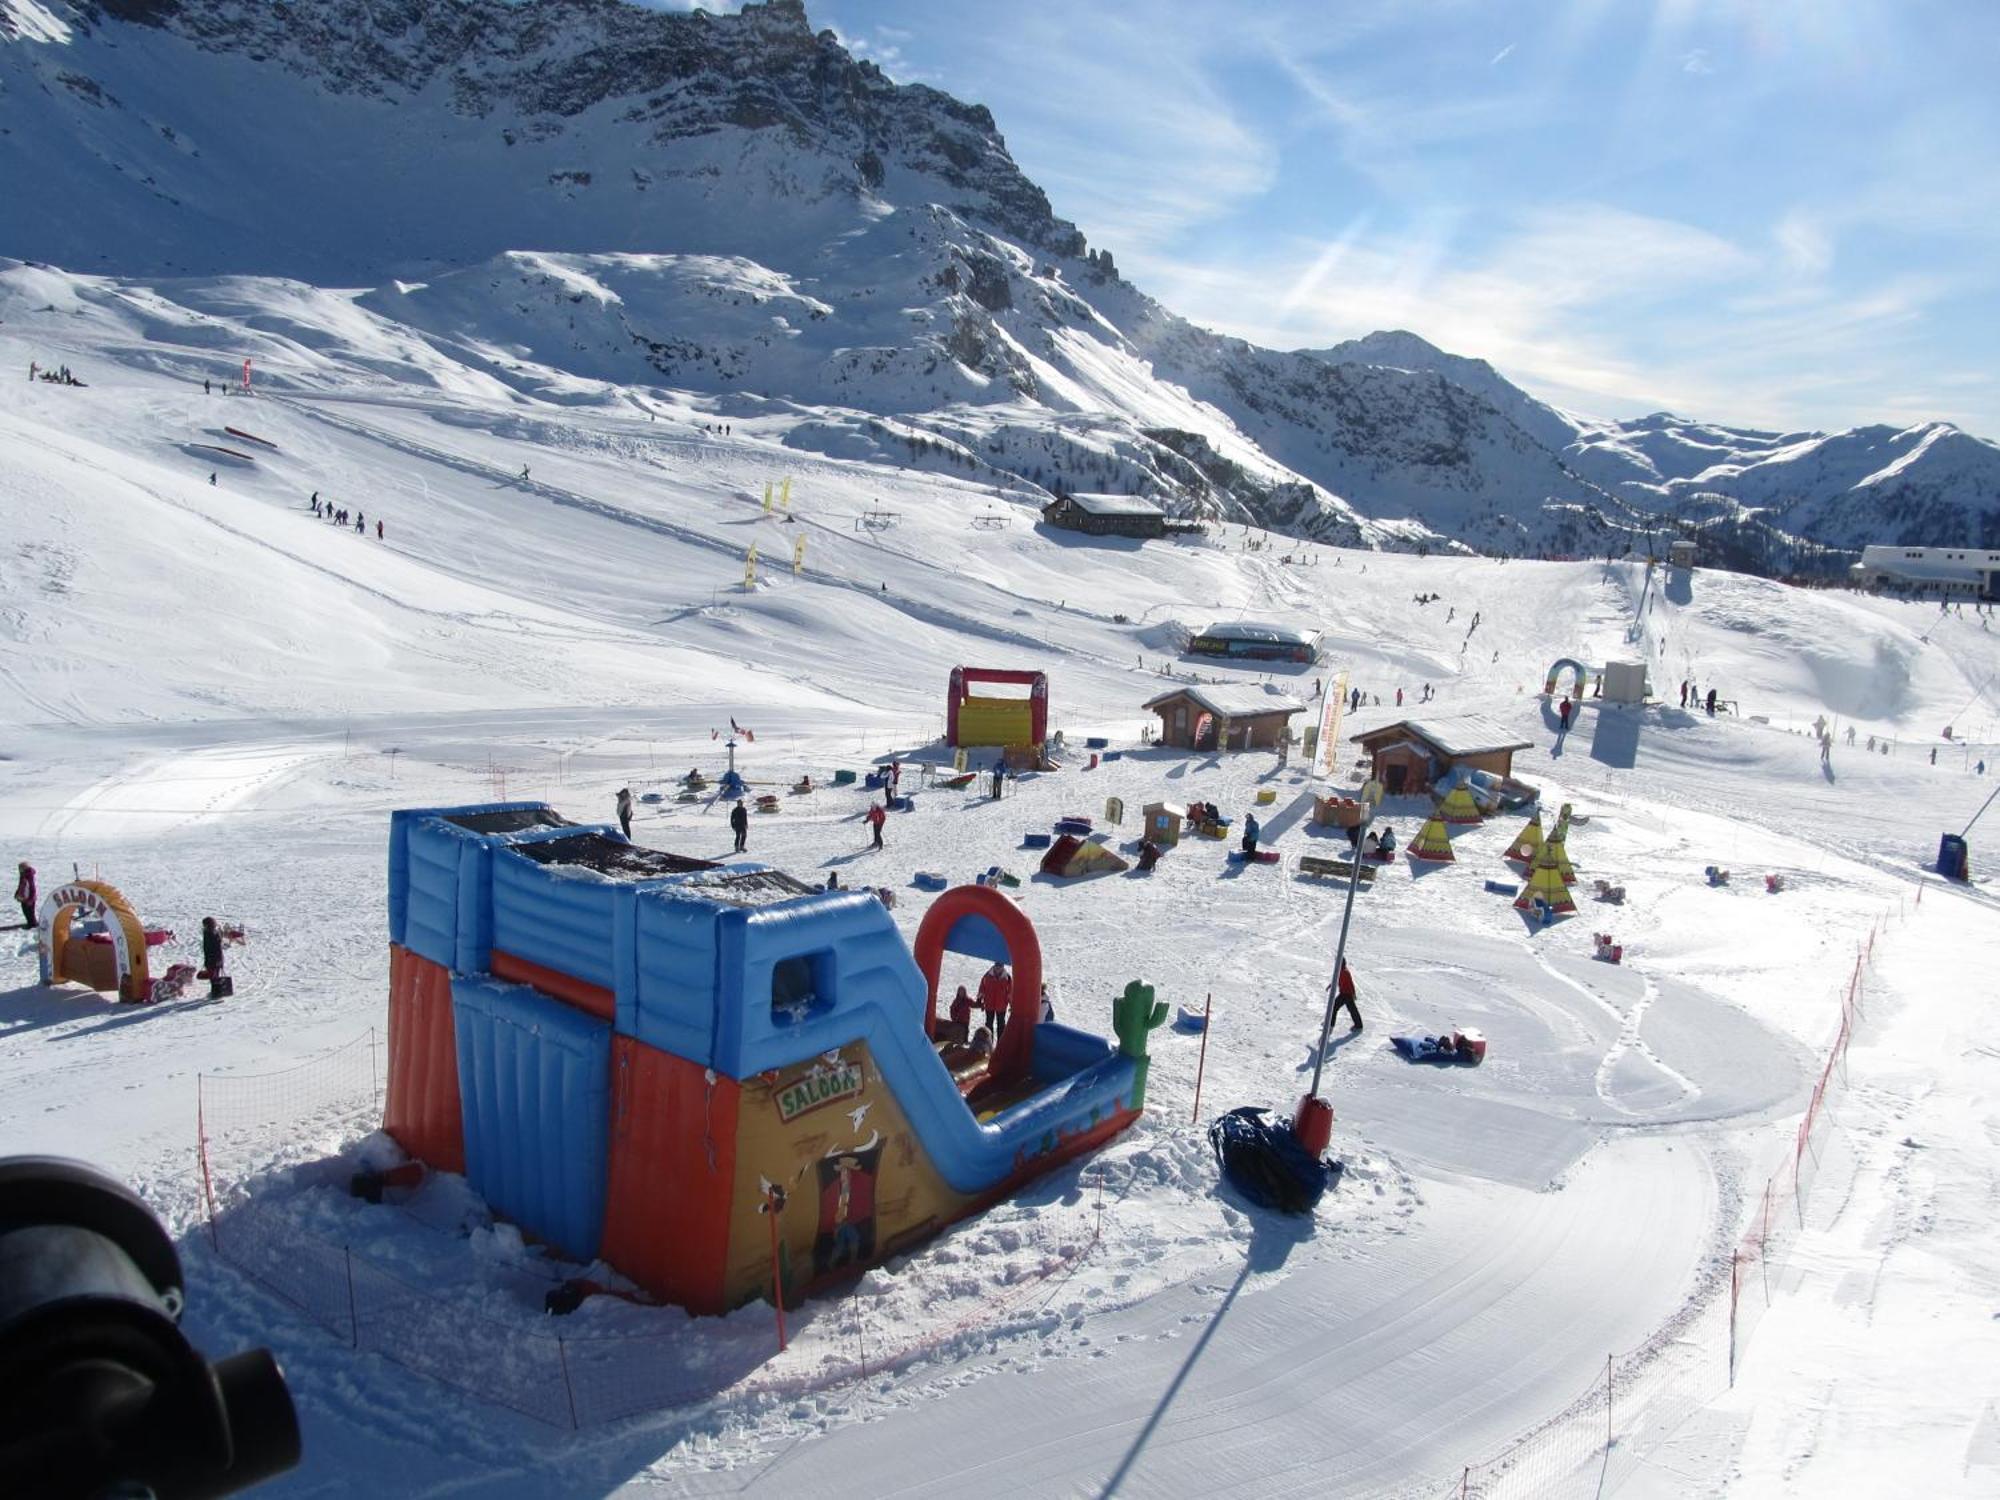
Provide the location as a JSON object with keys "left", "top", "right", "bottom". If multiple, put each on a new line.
{"left": 912, "top": 884, "right": 1043, "bottom": 1088}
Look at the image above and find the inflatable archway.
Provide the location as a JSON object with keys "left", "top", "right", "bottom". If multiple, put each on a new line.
{"left": 37, "top": 880, "right": 151, "bottom": 1002}
{"left": 947, "top": 667, "right": 1049, "bottom": 749}
{"left": 912, "top": 884, "right": 1043, "bottom": 1088}
{"left": 1544, "top": 658, "right": 1587, "bottom": 697}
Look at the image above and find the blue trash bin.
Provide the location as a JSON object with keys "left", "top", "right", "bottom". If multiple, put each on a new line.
{"left": 1938, "top": 832, "right": 1969, "bottom": 881}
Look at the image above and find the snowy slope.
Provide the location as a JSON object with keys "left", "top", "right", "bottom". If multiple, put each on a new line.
{"left": 3, "top": 270, "right": 1999, "bottom": 1497}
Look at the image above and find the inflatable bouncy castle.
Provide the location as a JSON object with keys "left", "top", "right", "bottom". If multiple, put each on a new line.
{"left": 381, "top": 804, "right": 1158, "bottom": 1313}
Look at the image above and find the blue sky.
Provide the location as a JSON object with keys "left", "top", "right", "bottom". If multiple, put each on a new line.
{"left": 680, "top": 1, "right": 2000, "bottom": 437}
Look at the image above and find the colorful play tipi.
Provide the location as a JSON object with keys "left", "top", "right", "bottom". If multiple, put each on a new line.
{"left": 1503, "top": 811, "right": 1544, "bottom": 864}
{"left": 1438, "top": 783, "right": 1484, "bottom": 825}
{"left": 1515, "top": 835, "right": 1577, "bottom": 916}
{"left": 1544, "top": 803, "right": 1578, "bottom": 885}
{"left": 1408, "top": 813, "right": 1456, "bottom": 862}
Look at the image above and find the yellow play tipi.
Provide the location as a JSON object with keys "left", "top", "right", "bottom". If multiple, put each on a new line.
{"left": 1504, "top": 811, "right": 1544, "bottom": 864}
{"left": 1545, "top": 803, "right": 1578, "bottom": 885}
{"left": 1514, "top": 838, "right": 1577, "bottom": 915}
{"left": 1438, "top": 784, "right": 1484, "bottom": 825}
{"left": 1408, "top": 813, "right": 1455, "bottom": 862}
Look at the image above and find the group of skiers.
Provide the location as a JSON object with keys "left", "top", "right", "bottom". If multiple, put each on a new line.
{"left": 28, "top": 362, "right": 85, "bottom": 387}
{"left": 1678, "top": 680, "right": 1720, "bottom": 715}
{"left": 310, "top": 492, "right": 383, "bottom": 539}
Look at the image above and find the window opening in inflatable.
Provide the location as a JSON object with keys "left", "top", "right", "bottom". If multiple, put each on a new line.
{"left": 770, "top": 950, "right": 836, "bottom": 1026}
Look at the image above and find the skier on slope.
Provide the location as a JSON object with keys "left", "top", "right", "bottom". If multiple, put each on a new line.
{"left": 615, "top": 786, "right": 634, "bottom": 839}
{"left": 1241, "top": 810, "right": 1261, "bottom": 858}
{"left": 14, "top": 862, "right": 34, "bottom": 929}
{"left": 729, "top": 799, "right": 750, "bottom": 854}
{"left": 865, "top": 801, "right": 888, "bottom": 849}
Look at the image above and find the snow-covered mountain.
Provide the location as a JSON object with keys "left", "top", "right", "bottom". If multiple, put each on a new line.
{"left": 5, "top": 0, "right": 1995, "bottom": 560}
{"left": 1311, "top": 333, "right": 2000, "bottom": 556}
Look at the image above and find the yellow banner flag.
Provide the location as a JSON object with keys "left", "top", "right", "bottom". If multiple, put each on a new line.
{"left": 744, "top": 544, "right": 759, "bottom": 591}
{"left": 762, "top": 481, "right": 773, "bottom": 515}
{"left": 780, "top": 476, "right": 793, "bottom": 511}
{"left": 792, "top": 535, "right": 805, "bottom": 575}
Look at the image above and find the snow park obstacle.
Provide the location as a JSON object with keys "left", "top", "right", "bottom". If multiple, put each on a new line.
{"left": 1504, "top": 811, "right": 1544, "bottom": 865}
{"left": 1039, "top": 834, "right": 1129, "bottom": 879}
{"left": 946, "top": 667, "right": 1048, "bottom": 750}
{"left": 35, "top": 879, "right": 157, "bottom": 1004}
{"left": 1408, "top": 814, "right": 1455, "bottom": 862}
{"left": 185, "top": 442, "right": 257, "bottom": 466}
{"left": 380, "top": 804, "right": 1154, "bottom": 1314}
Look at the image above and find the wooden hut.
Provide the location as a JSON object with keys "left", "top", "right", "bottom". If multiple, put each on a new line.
{"left": 1145, "top": 685, "right": 1305, "bottom": 752}
{"left": 1349, "top": 716, "right": 1533, "bottom": 796}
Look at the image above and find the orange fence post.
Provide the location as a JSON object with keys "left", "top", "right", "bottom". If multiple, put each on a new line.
{"left": 1190, "top": 993, "right": 1214, "bottom": 1125}
{"left": 196, "top": 1074, "right": 218, "bottom": 1250}
{"left": 764, "top": 1185, "right": 789, "bottom": 1353}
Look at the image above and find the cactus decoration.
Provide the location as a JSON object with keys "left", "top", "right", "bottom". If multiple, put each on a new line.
{"left": 1112, "top": 980, "right": 1169, "bottom": 1109}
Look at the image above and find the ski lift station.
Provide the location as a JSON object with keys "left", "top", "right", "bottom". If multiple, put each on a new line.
{"left": 1185, "top": 620, "right": 1321, "bottom": 664}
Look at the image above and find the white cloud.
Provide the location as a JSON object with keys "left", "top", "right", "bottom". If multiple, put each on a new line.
{"left": 899, "top": 8, "right": 1280, "bottom": 257}
{"left": 1774, "top": 211, "right": 1834, "bottom": 278}
{"left": 1681, "top": 47, "right": 1715, "bottom": 74}
{"left": 1490, "top": 43, "right": 1515, "bottom": 66}
{"left": 1121, "top": 202, "right": 1992, "bottom": 433}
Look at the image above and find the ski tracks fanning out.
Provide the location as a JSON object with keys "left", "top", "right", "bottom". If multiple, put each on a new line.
{"left": 1521, "top": 941, "right": 1703, "bottom": 1118}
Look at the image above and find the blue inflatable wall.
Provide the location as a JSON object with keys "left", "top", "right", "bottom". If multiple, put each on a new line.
{"left": 489, "top": 829, "right": 630, "bottom": 995}
{"left": 451, "top": 974, "right": 611, "bottom": 1262}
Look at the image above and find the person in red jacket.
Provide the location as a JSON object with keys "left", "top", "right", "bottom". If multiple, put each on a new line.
{"left": 864, "top": 802, "right": 887, "bottom": 849}
{"left": 947, "top": 984, "right": 975, "bottom": 1040}
{"left": 977, "top": 961, "right": 1012, "bottom": 1039}
{"left": 13, "top": 861, "right": 34, "bottom": 929}
{"left": 1330, "top": 960, "right": 1362, "bottom": 1032}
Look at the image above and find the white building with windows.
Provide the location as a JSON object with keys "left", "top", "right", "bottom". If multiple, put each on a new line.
{"left": 1851, "top": 545, "right": 2000, "bottom": 600}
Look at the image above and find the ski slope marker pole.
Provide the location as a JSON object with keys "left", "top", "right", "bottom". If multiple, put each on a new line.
{"left": 1189, "top": 992, "right": 1213, "bottom": 1125}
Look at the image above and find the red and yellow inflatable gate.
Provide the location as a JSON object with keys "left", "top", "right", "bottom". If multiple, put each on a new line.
{"left": 37, "top": 880, "right": 151, "bottom": 1003}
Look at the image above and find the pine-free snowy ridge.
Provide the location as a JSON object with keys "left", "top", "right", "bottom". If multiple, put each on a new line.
{"left": 4, "top": 0, "right": 1997, "bottom": 559}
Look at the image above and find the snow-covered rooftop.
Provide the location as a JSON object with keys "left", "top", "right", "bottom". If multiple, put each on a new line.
{"left": 1146, "top": 683, "right": 1306, "bottom": 717}
{"left": 1060, "top": 491, "right": 1164, "bottom": 518}
{"left": 1193, "top": 620, "right": 1320, "bottom": 646}
{"left": 1351, "top": 714, "right": 1532, "bottom": 756}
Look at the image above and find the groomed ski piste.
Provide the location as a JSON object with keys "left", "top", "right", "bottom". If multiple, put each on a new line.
{"left": 3, "top": 265, "right": 1998, "bottom": 1497}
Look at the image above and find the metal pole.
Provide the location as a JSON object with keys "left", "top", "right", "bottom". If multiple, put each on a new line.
{"left": 1308, "top": 813, "right": 1371, "bottom": 1100}
{"left": 1960, "top": 780, "right": 2000, "bottom": 837}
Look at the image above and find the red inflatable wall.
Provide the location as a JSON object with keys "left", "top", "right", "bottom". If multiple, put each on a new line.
{"left": 600, "top": 1035, "right": 742, "bottom": 1313}
{"left": 491, "top": 948, "right": 615, "bottom": 1020}
{"left": 384, "top": 944, "right": 465, "bottom": 1173}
